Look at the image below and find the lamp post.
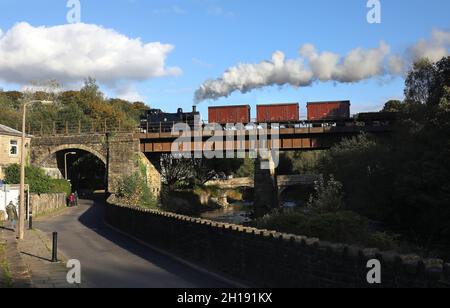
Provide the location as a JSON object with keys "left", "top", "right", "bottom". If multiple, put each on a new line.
{"left": 64, "top": 152, "right": 77, "bottom": 180}
{"left": 18, "top": 100, "right": 53, "bottom": 240}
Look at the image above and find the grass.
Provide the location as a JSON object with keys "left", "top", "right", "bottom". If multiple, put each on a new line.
{"left": 0, "top": 242, "right": 13, "bottom": 288}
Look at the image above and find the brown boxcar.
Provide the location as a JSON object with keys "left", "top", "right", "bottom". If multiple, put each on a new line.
{"left": 208, "top": 105, "right": 251, "bottom": 125}
{"left": 257, "top": 103, "right": 300, "bottom": 123}
{"left": 307, "top": 101, "right": 351, "bottom": 121}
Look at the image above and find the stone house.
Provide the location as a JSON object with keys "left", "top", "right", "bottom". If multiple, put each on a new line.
{"left": 0, "top": 124, "right": 32, "bottom": 180}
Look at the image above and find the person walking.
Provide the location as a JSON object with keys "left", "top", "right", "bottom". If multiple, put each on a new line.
{"left": 6, "top": 201, "right": 19, "bottom": 231}
{"left": 74, "top": 191, "right": 79, "bottom": 207}
{"left": 69, "top": 193, "right": 76, "bottom": 207}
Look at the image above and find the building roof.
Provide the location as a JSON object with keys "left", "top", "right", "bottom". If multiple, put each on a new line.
{"left": 0, "top": 124, "right": 31, "bottom": 138}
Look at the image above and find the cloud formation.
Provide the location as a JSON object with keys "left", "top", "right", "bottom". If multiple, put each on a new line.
{"left": 0, "top": 22, "right": 181, "bottom": 86}
{"left": 195, "top": 30, "right": 450, "bottom": 103}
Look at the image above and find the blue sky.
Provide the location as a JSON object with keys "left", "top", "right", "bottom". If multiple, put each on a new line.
{"left": 0, "top": 0, "right": 449, "bottom": 118}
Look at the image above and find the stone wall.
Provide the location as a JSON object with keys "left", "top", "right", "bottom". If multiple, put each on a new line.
{"left": 30, "top": 193, "right": 67, "bottom": 217}
{"left": 105, "top": 196, "right": 450, "bottom": 288}
{"left": 0, "top": 135, "right": 31, "bottom": 179}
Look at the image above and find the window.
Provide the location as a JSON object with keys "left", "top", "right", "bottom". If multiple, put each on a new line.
{"left": 10, "top": 140, "right": 18, "bottom": 156}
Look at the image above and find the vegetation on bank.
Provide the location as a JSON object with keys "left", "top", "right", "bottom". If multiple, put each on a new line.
{"left": 253, "top": 176, "right": 400, "bottom": 251}
{"left": 116, "top": 160, "right": 158, "bottom": 210}
{"left": 0, "top": 78, "right": 148, "bottom": 132}
{"left": 0, "top": 240, "right": 13, "bottom": 288}
{"left": 3, "top": 164, "right": 72, "bottom": 196}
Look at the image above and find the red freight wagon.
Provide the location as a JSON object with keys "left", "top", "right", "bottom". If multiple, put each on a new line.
{"left": 208, "top": 105, "right": 251, "bottom": 125}
{"left": 307, "top": 101, "right": 351, "bottom": 121}
{"left": 257, "top": 103, "right": 300, "bottom": 123}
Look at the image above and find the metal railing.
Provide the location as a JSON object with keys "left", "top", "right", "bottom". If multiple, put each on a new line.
{"left": 25, "top": 119, "right": 138, "bottom": 137}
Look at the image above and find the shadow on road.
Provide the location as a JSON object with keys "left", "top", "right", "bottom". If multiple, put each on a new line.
{"left": 74, "top": 194, "right": 234, "bottom": 288}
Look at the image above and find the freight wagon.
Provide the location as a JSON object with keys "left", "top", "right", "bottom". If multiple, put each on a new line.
{"left": 307, "top": 101, "right": 351, "bottom": 122}
{"left": 256, "top": 103, "right": 300, "bottom": 123}
{"left": 208, "top": 105, "right": 251, "bottom": 125}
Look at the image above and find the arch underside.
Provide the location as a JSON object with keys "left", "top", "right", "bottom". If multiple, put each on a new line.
{"left": 35, "top": 144, "right": 107, "bottom": 167}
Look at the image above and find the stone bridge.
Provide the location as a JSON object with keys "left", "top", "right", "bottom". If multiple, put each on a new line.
{"left": 30, "top": 133, "right": 161, "bottom": 196}
{"left": 206, "top": 174, "right": 319, "bottom": 192}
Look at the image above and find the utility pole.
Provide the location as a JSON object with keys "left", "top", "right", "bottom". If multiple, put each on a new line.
{"left": 18, "top": 100, "right": 54, "bottom": 240}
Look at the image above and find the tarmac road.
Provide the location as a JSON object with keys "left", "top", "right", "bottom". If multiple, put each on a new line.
{"left": 36, "top": 197, "right": 234, "bottom": 288}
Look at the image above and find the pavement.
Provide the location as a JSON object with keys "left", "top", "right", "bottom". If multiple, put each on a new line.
{"left": 32, "top": 197, "right": 235, "bottom": 288}
{"left": 0, "top": 226, "right": 33, "bottom": 288}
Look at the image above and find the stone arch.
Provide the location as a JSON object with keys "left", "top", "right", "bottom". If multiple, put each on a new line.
{"left": 34, "top": 144, "right": 107, "bottom": 167}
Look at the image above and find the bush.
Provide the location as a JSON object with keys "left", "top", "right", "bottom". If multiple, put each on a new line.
{"left": 116, "top": 172, "right": 157, "bottom": 209}
{"left": 253, "top": 210, "right": 308, "bottom": 234}
{"left": 252, "top": 209, "right": 402, "bottom": 251}
{"left": 367, "top": 232, "right": 400, "bottom": 251}
{"left": 49, "top": 179, "right": 72, "bottom": 197}
{"left": 305, "top": 211, "right": 369, "bottom": 244}
{"left": 307, "top": 175, "right": 345, "bottom": 213}
{"left": 4, "top": 164, "right": 71, "bottom": 195}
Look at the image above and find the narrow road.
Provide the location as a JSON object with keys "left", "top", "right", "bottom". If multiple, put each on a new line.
{"left": 35, "top": 198, "right": 233, "bottom": 288}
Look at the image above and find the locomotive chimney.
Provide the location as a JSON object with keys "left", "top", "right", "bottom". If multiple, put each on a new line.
{"left": 192, "top": 105, "right": 197, "bottom": 113}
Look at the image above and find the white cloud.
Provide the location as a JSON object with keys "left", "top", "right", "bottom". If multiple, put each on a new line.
{"left": 409, "top": 29, "right": 450, "bottom": 62}
{"left": 116, "top": 84, "right": 146, "bottom": 102}
{"left": 0, "top": 22, "right": 182, "bottom": 86}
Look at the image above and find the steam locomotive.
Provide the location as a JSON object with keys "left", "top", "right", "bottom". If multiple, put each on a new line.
{"left": 140, "top": 106, "right": 200, "bottom": 132}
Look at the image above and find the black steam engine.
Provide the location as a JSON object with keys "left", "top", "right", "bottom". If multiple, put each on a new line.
{"left": 140, "top": 106, "right": 200, "bottom": 132}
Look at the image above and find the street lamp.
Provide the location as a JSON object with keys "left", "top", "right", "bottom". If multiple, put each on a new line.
{"left": 18, "top": 100, "right": 53, "bottom": 240}
{"left": 64, "top": 152, "right": 77, "bottom": 180}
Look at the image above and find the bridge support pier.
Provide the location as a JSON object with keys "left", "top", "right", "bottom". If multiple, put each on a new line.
{"left": 253, "top": 155, "right": 279, "bottom": 217}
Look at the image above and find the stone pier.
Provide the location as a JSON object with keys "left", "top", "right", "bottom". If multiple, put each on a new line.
{"left": 253, "top": 155, "right": 279, "bottom": 217}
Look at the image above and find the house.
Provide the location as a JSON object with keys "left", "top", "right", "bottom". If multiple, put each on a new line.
{"left": 0, "top": 124, "right": 32, "bottom": 180}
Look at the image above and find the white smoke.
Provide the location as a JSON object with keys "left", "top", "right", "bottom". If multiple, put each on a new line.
{"left": 195, "top": 30, "right": 450, "bottom": 103}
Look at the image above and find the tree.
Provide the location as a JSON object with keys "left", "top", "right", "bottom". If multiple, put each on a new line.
{"left": 318, "top": 133, "right": 393, "bottom": 219}
{"left": 404, "top": 58, "right": 436, "bottom": 104}
{"left": 382, "top": 100, "right": 404, "bottom": 112}
{"left": 160, "top": 154, "right": 193, "bottom": 191}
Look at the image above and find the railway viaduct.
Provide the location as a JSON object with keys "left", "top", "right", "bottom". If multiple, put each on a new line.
{"left": 29, "top": 123, "right": 393, "bottom": 215}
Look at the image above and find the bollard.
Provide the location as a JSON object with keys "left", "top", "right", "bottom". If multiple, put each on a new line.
{"left": 52, "top": 232, "right": 58, "bottom": 263}
{"left": 28, "top": 214, "right": 33, "bottom": 230}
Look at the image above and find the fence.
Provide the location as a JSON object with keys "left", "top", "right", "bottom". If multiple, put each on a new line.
{"left": 20, "top": 119, "right": 138, "bottom": 137}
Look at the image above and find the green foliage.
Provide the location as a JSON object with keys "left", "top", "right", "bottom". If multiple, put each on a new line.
{"left": 253, "top": 210, "right": 372, "bottom": 247}
{"left": 0, "top": 78, "right": 149, "bottom": 134}
{"left": 318, "top": 134, "right": 392, "bottom": 219}
{"left": 116, "top": 160, "right": 157, "bottom": 209}
{"left": 307, "top": 175, "right": 345, "bottom": 213}
{"left": 281, "top": 151, "right": 322, "bottom": 174}
{"left": 3, "top": 164, "right": 71, "bottom": 195}
{"left": 367, "top": 232, "right": 400, "bottom": 251}
{"left": 234, "top": 158, "right": 255, "bottom": 178}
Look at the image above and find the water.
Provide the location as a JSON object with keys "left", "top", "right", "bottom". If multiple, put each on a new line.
{"left": 200, "top": 201, "right": 252, "bottom": 225}
{"left": 200, "top": 200, "right": 302, "bottom": 225}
